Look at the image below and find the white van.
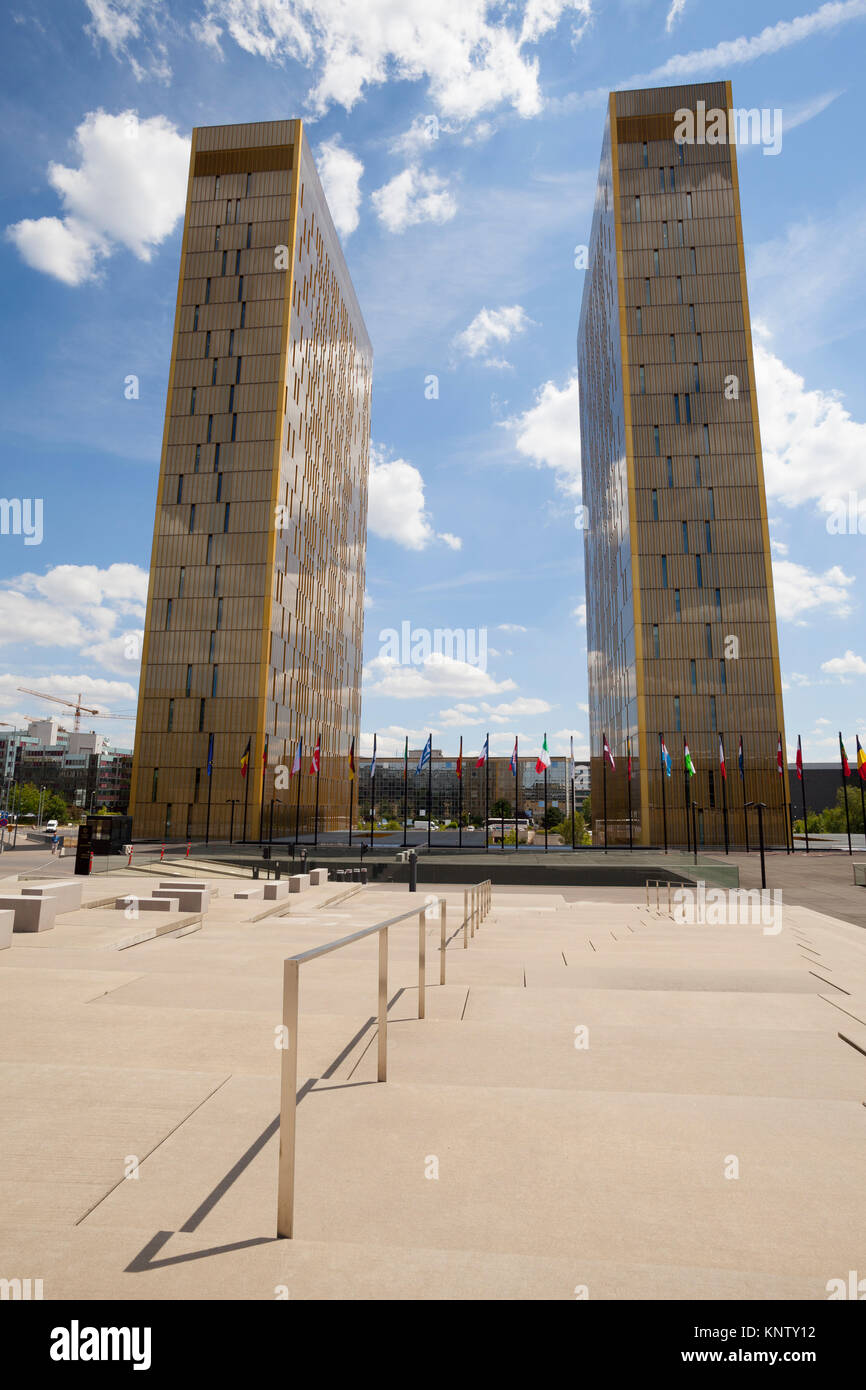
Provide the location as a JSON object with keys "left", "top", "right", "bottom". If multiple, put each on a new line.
{"left": 45, "top": 819, "right": 59, "bottom": 834}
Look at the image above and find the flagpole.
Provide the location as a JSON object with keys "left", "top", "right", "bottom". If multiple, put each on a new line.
{"left": 484, "top": 732, "right": 489, "bottom": 853}
{"left": 857, "top": 738, "right": 866, "bottom": 850}
{"left": 659, "top": 734, "right": 668, "bottom": 854}
{"left": 458, "top": 736, "right": 463, "bottom": 850}
{"left": 740, "top": 736, "right": 749, "bottom": 852}
{"left": 402, "top": 738, "right": 408, "bottom": 847}
{"left": 798, "top": 736, "right": 809, "bottom": 853}
{"left": 370, "top": 738, "right": 376, "bottom": 851}
{"left": 626, "top": 736, "right": 633, "bottom": 851}
{"left": 514, "top": 737, "right": 519, "bottom": 854}
{"left": 427, "top": 741, "right": 432, "bottom": 851}
{"left": 242, "top": 736, "right": 251, "bottom": 842}
{"left": 602, "top": 733, "right": 608, "bottom": 854}
{"left": 205, "top": 734, "right": 213, "bottom": 845}
{"left": 720, "top": 734, "right": 729, "bottom": 855}
{"left": 570, "top": 737, "right": 576, "bottom": 852}
{"left": 348, "top": 740, "right": 354, "bottom": 847}
{"left": 259, "top": 733, "right": 269, "bottom": 843}
{"left": 294, "top": 743, "right": 302, "bottom": 849}
{"left": 683, "top": 738, "right": 690, "bottom": 855}
{"left": 543, "top": 755, "right": 548, "bottom": 853}
{"left": 779, "top": 732, "right": 790, "bottom": 855}
{"left": 840, "top": 732, "right": 852, "bottom": 855}
{"left": 313, "top": 737, "right": 320, "bottom": 847}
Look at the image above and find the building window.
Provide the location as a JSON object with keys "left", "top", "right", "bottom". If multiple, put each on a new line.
{"left": 653, "top": 624, "right": 660, "bottom": 658}
{"left": 708, "top": 766, "right": 715, "bottom": 803}
{"left": 676, "top": 277, "right": 683, "bottom": 304}
{"left": 213, "top": 565, "right": 220, "bottom": 595}
{"left": 690, "top": 247, "right": 697, "bottom": 275}
{"left": 212, "top": 358, "right": 218, "bottom": 386}
{"left": 214, "top": 175, "right": 220, "bottom": 198}
{"left": 661, "top": 555, "right": 668, "bottom": 588}
{"left": 214, "top": 225, "right": 220, "bottom": 249}
{"left": 642, "top": 141, "right": 648, "bottom": 167}
{"left": 705, "top": 520, "right": 712, "bottom": 552}
{"left": 216, "top": 596, "right": 223, "bottom": 629}
{"left": 206, "top": 414, "right": 213, "bottom": 443}
{"left": 194, "top": 445, "right": 201, "bottom": 472}
{"left": 639, "top": 365, "right": 646, "bottom": 394}
{"left": 696, "top": 333, "right": 703, "bottom": 362}
{"left": 230, "top": 414, "right": 237, "bottom": 442}
{"left": 237, "top": 276, "right": 244, "bottom": 301}
{"left": 185, "top": 665, "right": 192, "bottom": 697}
{"left": 674, "top": 590, "right": 681, "bottom": 622}
{"left": 193, "top": 305, "right": 199, "bottom": 331}
{"left": 664, "top": 457, "right": 672, "bottom": 488}
{"left": 669, "top": 167, "right": 675, "bottom": 188}
{"left": 211, "top": 667, "right": 219, "bottom": 697}
{"left": 240, "top": 301, "right": 246, "bottom": 328}
{"left": 235, "top": 356, "right": 242, "bottom": 383}
{"left": 684, "top": 393, "right": 691, "bottom": 423}
{"left": 165, "top": 804, "right": 172, "bottom": 837}
{"left": 678, "top": 142, "right": 684, "bottom": 166}
{"left": 659, "top": 167, "right": 665, "bottom": 190}
{"left": 703, "top": 424, "right": 710, "bottom": 452}
{"left": 635, "top": 196, "right": 641, "bottom": 221}
{"left": 246, "top": 223, "right": 252, "bottom": 249}
{"left": 221, "top": 250, "right": 227, "bottom": 275}
{"left": 228, "top": 328, "right": 235, "bottom": 356}
{"left": 645, "top": 278, "right": 651, "bottom": 304}
{"left": 176, "top": 474, "right": 183, "bottom": 503}
{"left": 677, "top": 221, "right": 684, "bottom": 246}
{"left": 719, "top": 660, "right": 727, "bottom": 690}
{"left": 651, "top": 488, "right": 659, "bottom": 521}
{"left": 188, "top": 504, "right": 196, "bottom": 533}
{"left": 178, "top": 567, "right": 185, "bottom": 597}
{"left": 216, "top": 473, "right": 223, "bottom": 502}
{"left": 694, "top": 455, "right": 702, "bottom": 486}
{"left": 693, "top": 364, "right": 700, "bottom": 393}
{"left": 669, "top": 334, "right": 676, "bottom": 362}
{"left": 165, "top": 598, "right": 172, "bottom": 630}
{"left": 696, "top": 554, "right": 703, "bottom": 588}
{"left": 662, "top": 221, "right": 669, "bottom": 248}
{"left": 246, "top": 172, "right": 252, "bottom": 197}
{"left": 709, "top": 697, "right": 717, "bottom": 734}
{"left": 152, "top": 768, "right": 159, "bottom": 802}
{"left": 209, "top": 631, "right": 216, "bottom": 663}
{"left": 682, "top": 521, "right": 688, "bottom": 553}
{"left": 198, "top": 698, "right": 205, "bottom": 731}
{"left": 205, "top": 278, "right": 211, "bottom": 304}
{"left": 167, "top": 699, "right": 174, "bottom": 731}
{"left": 653, "top": 426, "right": 660, "bottom": 456}
{"left": 636, "top": 307, "right": 642, "bottom": 334}
{"left": 213, "top": 442, "right": 220, "bottom": 470}
{"left": 223, "top": 503, "right": 230, "bottom": 532}
{"left": 690, "top": 659, "right": 697, "bottom": 691}
{"left": 194, "top": 768, "right": 201, "bottom": 802}
{"left": 674, "top": 394, "right": 681, "bottom": 425}
{"left": 653, "top": 249, "right": 660, "bottom": 275}
{"left": 715, "top": 588, "right": 722, "bottom": 620}
{"left": 689, "top": 303, "right": 696, "bottom": 332}
{"left": 674, "top": 696, "right": 681, "bottom": 732}
{"left": 706, "top": 624, "right": 713, "bottom": 657}
{"left": 228, "top": 385, "right": 234, "bottom": 412}
{"left": 189, "top": 387, "right": 196, "bottom": 415}
{"left": 708, "top": 488, "right": 715, "bottom": 519}
{"left": 206, "top": 534, "right": 213, "bottom": 564}
{"left": 235, "top": 249, "right": 241, "bottom": 275}
{"left": 686, "top": 192, "right": 693, "bottom": 217}
{"left": 204, "top": 330, "right": 211, "bottom": 357}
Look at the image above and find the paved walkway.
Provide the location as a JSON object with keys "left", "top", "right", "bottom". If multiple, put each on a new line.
{"left": 0, "top": 867, "right": 864, "bottom": 1299}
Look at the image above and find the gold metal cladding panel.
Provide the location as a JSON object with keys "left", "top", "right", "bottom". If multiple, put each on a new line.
{"left": 193, "top": 146, "right": 294, "bottom": 177}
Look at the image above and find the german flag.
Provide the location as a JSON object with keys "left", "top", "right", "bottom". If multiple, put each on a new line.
{"left": 240, "top": 737, "right": 251, "bottom": 778}
{"left": 348, "top": 736, "right": 356, "bottom": 782}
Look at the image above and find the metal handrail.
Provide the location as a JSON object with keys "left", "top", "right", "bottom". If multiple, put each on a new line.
{"left": 277, "top": 879, "right": 492, "bottom": 1238}
{"left": 645, "top": 878, "right": 672, "bottom": 914}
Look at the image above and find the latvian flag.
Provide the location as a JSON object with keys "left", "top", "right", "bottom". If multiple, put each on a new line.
{"left": 309, "top": 735, "right": 321, "bottom": 775}
{"left": 536, "top": 732, "right": 551, "bottom": 774}
{"left": 796, "top": 736, "right": 804, "bottom": 781}
{"left": 476, "top": 734, "right": 489, "bottom": 768}
{"left": 719, "top": 735, "right": 727, "bottom": 780}
{"left": 602, "top": 734, "right": 615, "bottom": 772}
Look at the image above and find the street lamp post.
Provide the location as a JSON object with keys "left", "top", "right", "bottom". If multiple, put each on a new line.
{"left": 226, "top": 799, "right": 239, "bottom": 846}
{"left": 690, "top": 801, "right": 701, "bottom": 866}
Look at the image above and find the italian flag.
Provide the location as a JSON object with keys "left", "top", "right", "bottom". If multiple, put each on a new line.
{"left": 684, "top": 741, "right": 696, "bottom": 777}
{"left": 535, "top": 733, "right": 551, "bottom": 774}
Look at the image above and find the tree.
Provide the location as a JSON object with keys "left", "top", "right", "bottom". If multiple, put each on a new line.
{"left": 542, "top": 805, "right": 561, "bottom": 830}
{"left": 555, "top": 812, "right": 589, "bottom": 845}
{"left": 492, "top": 798, "right": 512, "bottom": 817}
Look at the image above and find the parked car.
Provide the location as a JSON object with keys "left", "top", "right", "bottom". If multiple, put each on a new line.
{"left": 44, "top": 819, "right": 59, "bottom": 834}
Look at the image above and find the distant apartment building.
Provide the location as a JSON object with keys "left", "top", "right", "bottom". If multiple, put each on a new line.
{"left": 578, "top": 81, "right": 788, "bottom": 848}
{"left": 130, "top": 119, "right": 372, "bottom": 842}
{"left": 1, "top": 721, "right": 132, "bottom": 812}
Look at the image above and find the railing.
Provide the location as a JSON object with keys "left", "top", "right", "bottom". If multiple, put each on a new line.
{"left": 645, "top": 878, "right": 672, "bottom": 914}
{"left": 277, "top": 880, "right": 493, "bottom": 1238}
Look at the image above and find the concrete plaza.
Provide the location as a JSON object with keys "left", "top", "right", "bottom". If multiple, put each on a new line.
{"left": 0, "top": 849, "right": 864, "bottom": 1300}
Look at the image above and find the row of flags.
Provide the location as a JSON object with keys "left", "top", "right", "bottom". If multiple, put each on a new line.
{"left": 600, "top": 732, "right": 866, "bottom": 782}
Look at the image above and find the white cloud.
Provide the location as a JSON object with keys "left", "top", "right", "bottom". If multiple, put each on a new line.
{"left": 821, "top": 650, "right": 866, "bottom": 680}
{"left": 505, "top": 371, "right": 581, "bottom": 496}
{"left": 372, "top": 165, "right": 457, "bottom": 234}
{"left": 771, "top": 559, "right": 855, "bottom": 622}
{"left": 0, "top": 565, "right": 149, "bottom": 661}
{"left": 367, "top": 446, "right": 461, "bottom": 550}
{"left": 0, "top": 672, "right": 138, "bottom": 724}
{"left": 452, "top": 304, "right": 533, "bottom": 368}
{"left": 665, "top": 0, "right": 687, "bottom": 33}
{"left": 197, "top": 0, "right": 591, "bottom": 120}
{"left": 84, "top": 0, "right": 172, "bottom": 82}
{"left": 497, "top": 623, "right": 527, "bottom": 633}
{"left": 573, "top": 602, "right": 586, "bottom": 626}
{"left": 6, "top": 109, "right": 189, "bottom": 284}
{"left": 316, "top": 137, "right": 363, "bottom": 239}
{"left": 756, "top": 335, "right": 866, "bottom": 519}
{"left": 363, "top": 652, "right": 516, "bottom": 699}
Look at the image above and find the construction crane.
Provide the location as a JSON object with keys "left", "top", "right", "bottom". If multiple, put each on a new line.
{"left": 17, "top": 689, "right": 136, "bottom": 731}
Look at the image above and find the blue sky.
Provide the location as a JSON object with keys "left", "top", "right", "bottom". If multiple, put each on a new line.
{"left": 1, "top": 0, "right": 865, "bottom": 765}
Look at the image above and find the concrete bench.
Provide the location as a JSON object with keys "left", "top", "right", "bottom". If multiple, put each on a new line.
{"left": 0, "top": 895, "right": 57, "bottom": 933}
{"left": 158, "top": 880, "right": 218, "bottom": 896}
{"left": 152, "top": 887, "right": 210, "bottom": 912}
{"left": 21, "top": 880, "right": 83, "bottom": 914}
{"left": 233, "top": 887, "right": 264, "bottom": 900}
{"left": 114, "top": 895, "right": 181, "bottom": 913}
{"left": 262, "top": 882, "right": 289, "bottom": 900}
{"left": 0, "top": 910, "right": 13, "bottom": 950}
{"left": 854, "top": 864, "right": 866, "bottom": 887}
{"left": 309, "top": 868, "right": 329, "bottom": 886}
{"left": 288, "top": 873, "right": 311, "bottom": 893}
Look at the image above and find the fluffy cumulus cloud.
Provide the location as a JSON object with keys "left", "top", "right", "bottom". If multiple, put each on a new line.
{"left": 195, "top": 0, "right": 592, "bottom": 120}
{"left": 371, "top": 165, "right": 457, "bottom": 233}
{"left": 771, "top": 559, "right": 855, "bottom": 623}
{"left": 452, "top": 304, "right": 533, "bottom": 368}
{"left": 84, "top": 0, "right": 172, "bottom": 82}
{"left": 0, "top": 673, "right": 138, "bottom": 729}
{"left": 6, "top": 109, "right": 189, "bottom": 285}
{"left": 821, "top": 650, "right": 866, "bottom": 680}
{"left": 0, "top": 565, "right": 148, "bottom": 676}
{"left": 363, "top": 652, "right": 516, "bottom": 699}
{"left": 505, "top": 371, "right": 581, "bottom": 495}
{"left": 755, "top": 335, "right": 866, "bottom": 524}
{"left": 315, "top": 136, "right": 364, "bottom": 239}
{"left": 367, "top": 446, "right": 461, "bottom": 550}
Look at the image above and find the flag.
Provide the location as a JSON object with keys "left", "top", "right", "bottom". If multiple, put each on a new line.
{"left": 536, "top": 732, "right": 551, "bottom": 773}
{"left": 660, "top": 736, "right": 672, "bottom": 777}
{"left": 240, "top": 737, "right": 251, "bottom": 778}
{"left": 738, "top": 736, "right": 744, "bottom": 780}
{"left": 402, "top": 735, "right": 408, "bottom": 780}
{"left": 840, "top": 734, "right": 850, "bottom": 778}
{"left": 206, "top": 733, "right": 214, "bottom": 777}
{"left": 290, "top": 738, "right": 302, "bottom": 775}
{"left": 602, "top": 734, "right": 615, "bottom": 772}
{"left": 416, "top": 735, "right": 432, "bottom": 775}
{"left": 796, "top": 736, "right": 803, "bottom": 781}
{"left": 511, "top": 738, "right": 519, "bottom": 776}
{"left": 684, "top": 741, "right": 696, "bottom": 777}
{"left": 776, "top": 733, "right": 784, "bottom": 777}
{"left": 309, "top": 735, "right": 321, "bottom": 775}
{"left": 719, "top": 736, "right": 726, "bottom": 780}
{"left": 627, "top": 736, "right": 633, "bottom": 781}
{"left": 476, "top": 734, "right": 489, "bottom": 768}
{"left": 858, "top": 736, "right": 866, "bottom": 782}
{"left": 370, "top": 733, "right": 377, "bottom": 780}
{"left": 348, "top": 736, "right": 355, "bottom": 782}
{"left": 456, "top": 736, "right": 463, "bottom": 781}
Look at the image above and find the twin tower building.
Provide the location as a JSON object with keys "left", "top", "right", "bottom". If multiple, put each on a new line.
{"left": 130, "top": 85, "right": 787, "bottom": 848}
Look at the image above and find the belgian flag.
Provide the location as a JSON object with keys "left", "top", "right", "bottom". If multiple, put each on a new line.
{"left": 240, "top": 737, "right": 251, "bottom": 779}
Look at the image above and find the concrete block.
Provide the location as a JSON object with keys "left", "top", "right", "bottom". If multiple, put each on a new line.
{"left": 21, "top": 880, "right": 83, "bottom": 914}
{"left": 0, "top": 895, "right": 58, "bottom": 934}
{"left": 233, "top": 888, "right": 264, "bottom": 900}
{"left": 114, "top": 895, "right": 180, "bottom": 913}
{"left": 288, "top": 873, "right": 311, "bottom": 893}
{"left": 152, "top": 887, "right": 210, "bottom": 912}
{"left": 309, "top": 868, "right": 329, "bottom": 886}
{"left": 0, "top": 909, "right": 13, "bottom": 949}
{"left": 262, "top": 881, "right": 289, "bottom": 900}
{"left": 158, "top": 880, "right": 217, "bottom": 896}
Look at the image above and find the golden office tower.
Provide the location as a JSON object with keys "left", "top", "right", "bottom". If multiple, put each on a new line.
{"left": 130, "top": 121, "right": 372, "bottom": 841}
{"left": 578, "top": 83, "right": 788, "bottom": 849}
